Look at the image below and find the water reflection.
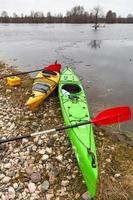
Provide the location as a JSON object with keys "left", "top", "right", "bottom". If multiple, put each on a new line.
{"left": 1, "top": 23, "right": 133, "bottom": 132}
{"left": 88, "top": 40, "right": 102, "bottom": 49}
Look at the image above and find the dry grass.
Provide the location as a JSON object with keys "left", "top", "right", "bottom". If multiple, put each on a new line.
{"left": 96, "top": 128, "right": 133, "bottom": 200}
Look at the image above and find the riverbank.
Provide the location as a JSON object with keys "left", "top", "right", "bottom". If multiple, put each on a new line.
{"left": 0, "top": 63, "right": 132, "bottom": 200}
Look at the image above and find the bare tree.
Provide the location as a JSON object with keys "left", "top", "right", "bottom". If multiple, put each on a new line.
{"left": 34, "top": 11, "right": 44, "bottom": 18}
{"left": 65, "top": 6, "right": 87, "bottom": 23}
{"left": 1, "top": 11, "right": 9, "bottom": 22}
{"left": 71, "top": 6, "right": 85, "bottom": 16}
{"left": 92, "top": 6, "right": 104, "bottom": 29}
{"left": 21, "top": 13, "right": 24, "bottom": 18}
{"left": 13, "top": 12, "right": 18, "bottom": 18}
{"left": 47, "top": 12, "right": 52, "bottom": 23}
{"left": 33, "top": 11, "right": 44, "bottom": 23}
{"left": 106, "top": 10, "right": 117, "bottom": 23}
{"left": 126, "top": 14, "right": 133, "bottom": 23}
{"left": 1, "top": 10, "right": 8, "bottom": 17}
{"left": 127, "top": 14, "right": 133, "bottom": 18}
{"left": 56, "top": 13, "right": 63, "bottom": 23}
{"left": 30, "top": 11, "right": 35, "bottom": 18}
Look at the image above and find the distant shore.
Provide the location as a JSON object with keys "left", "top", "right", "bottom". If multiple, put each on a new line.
{"left": 0, "top": 5, "right": 133, "bottom": 24}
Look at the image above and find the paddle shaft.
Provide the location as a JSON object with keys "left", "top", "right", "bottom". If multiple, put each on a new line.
{"left": 0, "top": 121, "right": 90, "bottom": 144}
{"left": 0, "top": 68, "right": 44, "bottom": 79}
{"left": 0, "top": 106, "right": 131, "bottom": 144}
{"left": 0, "top": 62, "right": 61, "bottom": 80}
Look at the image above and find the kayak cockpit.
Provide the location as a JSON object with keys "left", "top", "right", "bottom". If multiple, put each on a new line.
{"left": 62, "top": 83, "right": 81, "bottom": 94}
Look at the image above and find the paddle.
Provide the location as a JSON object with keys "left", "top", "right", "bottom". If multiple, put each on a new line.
{"left": 0, "top": 106, "right": 131, "bottom": 144}
{"left": 0, "top": 63, "right": 61, "bottom": 80}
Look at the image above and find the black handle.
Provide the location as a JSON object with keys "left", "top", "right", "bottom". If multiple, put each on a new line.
{"left": 0, "top": 134, "right": 31, "bottom": 144}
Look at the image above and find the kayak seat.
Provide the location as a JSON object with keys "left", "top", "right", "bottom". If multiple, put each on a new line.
{"left": 42, "top": 70, "right": 57, "bottom": 77}
{"left": 33, "top": 83, "right": 50, "bottom": 93}
{"left": 62, "top": 84, "right": 81, "bottom": 94}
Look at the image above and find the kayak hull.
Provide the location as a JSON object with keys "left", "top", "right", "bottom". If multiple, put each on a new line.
{"left": 58, "top": 67, "right": 98, "bottom": 198}
{"left": 26, "top": 71, "right": 60, "bottom": 110}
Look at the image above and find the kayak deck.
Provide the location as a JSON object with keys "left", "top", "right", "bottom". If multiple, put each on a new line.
{"left": 58, "top": 67, "right": 98, "bottom": 198}
{"left": 26, "top": 71, "right": 60, "bottom": 110}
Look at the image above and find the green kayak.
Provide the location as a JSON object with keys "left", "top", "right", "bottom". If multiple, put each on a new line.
{"left": 58, "top": 67, "right": 98, "bottom": 198}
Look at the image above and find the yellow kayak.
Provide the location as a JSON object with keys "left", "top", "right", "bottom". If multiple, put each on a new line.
{"left": 26, "top": 70, "right": 60, "bottom": 110}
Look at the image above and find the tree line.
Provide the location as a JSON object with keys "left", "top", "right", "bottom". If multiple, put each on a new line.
{"left": 0, "top": 6, "right": 133, "bottom": 24}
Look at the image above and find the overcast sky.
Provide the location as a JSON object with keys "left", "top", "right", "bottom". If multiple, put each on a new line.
{"left": 0, "top": 0, "right": 132, "bottom": 17}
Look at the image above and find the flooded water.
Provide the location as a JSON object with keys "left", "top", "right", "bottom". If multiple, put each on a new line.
{"left": 0, "top": 23, "right": 133, "bottom": 132}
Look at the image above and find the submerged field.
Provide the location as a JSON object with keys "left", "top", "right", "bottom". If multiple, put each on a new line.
{"left": 0, "top": 63, "right": 132, "bottom": 200}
